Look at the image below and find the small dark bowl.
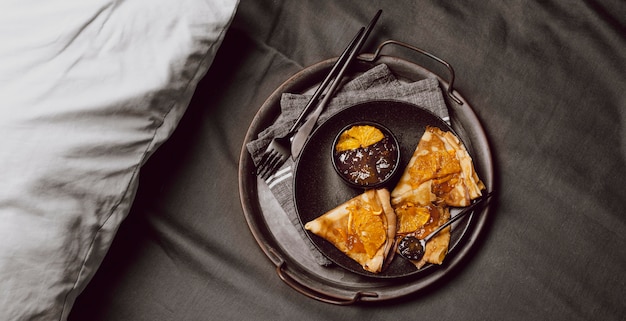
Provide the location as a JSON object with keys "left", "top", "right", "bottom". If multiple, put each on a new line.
{"left": 331, "top": 121, "right": 401, "bottom": 189}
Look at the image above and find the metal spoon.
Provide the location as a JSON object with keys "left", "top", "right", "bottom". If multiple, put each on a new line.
{"left": 398, "top": 191, "right": 494, "bottom": 261}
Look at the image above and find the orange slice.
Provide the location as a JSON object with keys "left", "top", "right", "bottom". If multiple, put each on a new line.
{"left": 395, "top": 203, "right": 431, "bottom": 234}
{"left": 346, "top": 198, "right": 386, "bottom": 259}
{"left": 336, "top": 125, "right": 385, "bottom": 151}
{"left": 335, "top": 137, "right": 361, "bottom": 151}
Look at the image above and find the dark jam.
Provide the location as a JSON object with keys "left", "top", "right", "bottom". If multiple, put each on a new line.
{"left": 334, "top": 136, "right": 398, "bottom": 187}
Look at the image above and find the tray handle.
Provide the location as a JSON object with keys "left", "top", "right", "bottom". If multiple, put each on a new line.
{"left": 358, "top": 39, "right": 463, "bottom": 105}
{"left": 269, "top": 247, "right": 378, "bottom": 305}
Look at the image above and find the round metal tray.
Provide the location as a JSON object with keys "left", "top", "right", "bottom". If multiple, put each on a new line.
{"left": 238, "top": 41, "right": 494, "bottom": 304}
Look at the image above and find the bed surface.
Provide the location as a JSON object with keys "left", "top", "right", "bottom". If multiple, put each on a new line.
{"left": 70, "top": 0, "right": 625, "bottom": 320}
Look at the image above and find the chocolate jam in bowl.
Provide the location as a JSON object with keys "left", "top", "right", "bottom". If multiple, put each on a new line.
{"left": 331, "top": 122, "right": 400, "bottom": 189}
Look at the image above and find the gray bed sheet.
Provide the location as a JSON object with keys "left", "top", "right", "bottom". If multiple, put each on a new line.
{"left": 70, "top": 0, "right": 625, "bottom": 320}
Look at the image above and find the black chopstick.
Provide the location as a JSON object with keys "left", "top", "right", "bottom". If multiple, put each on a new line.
{"left": 316, "top": 9, "right": 382, "bottom": 107}
{"left": 288, "top": 27, "right": 365, "bottom": 133}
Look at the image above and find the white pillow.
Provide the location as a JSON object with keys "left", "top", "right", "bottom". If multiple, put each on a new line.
{"left": 0, "top": 0, "right": 238, "bottom": 319}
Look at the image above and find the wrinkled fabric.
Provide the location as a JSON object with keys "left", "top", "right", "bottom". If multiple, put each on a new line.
{"left": 0, "top": 0, "right": 238, "bottom": 320}
{"left": 71, "top": 0, "right": 625, "bottom": 320}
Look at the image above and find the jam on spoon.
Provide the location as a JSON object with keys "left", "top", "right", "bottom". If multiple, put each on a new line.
{"left": 398, "top": 192, "right": 494, "bottom": 261}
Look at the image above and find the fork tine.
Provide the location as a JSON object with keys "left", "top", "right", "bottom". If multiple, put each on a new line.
{"left": 256, "top": 163, "right": 269, "bottom": 178}
{"left": 257, "top": 133, "right": 291, "bottom": 180}
{"left": 255, "top": 151, "right": 272, "bottom": 176}
{"left": 258, "top": 149, "right": 279, "bottom": 179}
{"left": 256, "top": 154, "right": 268, "bottom": 170}
{"left": 257, "top": 156, "right": 275, "bottom": 178}
{"left": 261, "top": 151, "right": 286, "bottom": 180}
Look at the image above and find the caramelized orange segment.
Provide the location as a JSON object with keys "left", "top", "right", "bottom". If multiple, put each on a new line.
{"left": 346, "top": 198, "right": 386, "bottom": 258}
{"left": 352, "top": 210, "right": 386, "bottom": 259}
{"left": 335, "top": 137, "right": 361, "bottom": 151}
{"left": 395, "top": 203, "right": 431, "bottom": 234}
{"left": 336, "top": 125, "right": 385, "bottom": 151}
{"left": 409, "top": 149, "right": 462, "bottom": 186}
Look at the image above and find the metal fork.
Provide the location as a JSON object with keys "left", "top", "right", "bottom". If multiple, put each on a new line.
{"left": 256, "top": 10, "right": 382, "bottom": 180}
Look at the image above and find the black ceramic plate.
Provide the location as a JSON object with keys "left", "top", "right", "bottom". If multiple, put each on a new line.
{"left": 293, "top": 99, "right": 472, "bottom": 278}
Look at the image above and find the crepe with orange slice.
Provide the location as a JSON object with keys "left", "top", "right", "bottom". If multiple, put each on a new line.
{"left": 391, "top": 126, "right": 484, "bottom": 268}
{"left": 304, "top": 189, "right": 396, "bottom": 273}
{"left": 392, "top": 126, "right": 484, "bottom": 207}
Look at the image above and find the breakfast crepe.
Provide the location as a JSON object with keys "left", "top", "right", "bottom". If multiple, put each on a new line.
{"left": 392, "top": 126, "right": 484, "bottom": 207}
{"left": 414, "top": 207, "right": 451, "bottom": 269}
{"left": 304, "top": 189, "right": 396, "bottom": 273}
{"left": 394, "top": 202, "right": 451, "bottom": 268}
{"left": 391, "top": 126, "right": 484, "bottom": 268}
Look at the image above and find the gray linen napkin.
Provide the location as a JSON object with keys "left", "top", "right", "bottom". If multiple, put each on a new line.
{"left": 246, "top": 63, "right": 449, "bottom": 266}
